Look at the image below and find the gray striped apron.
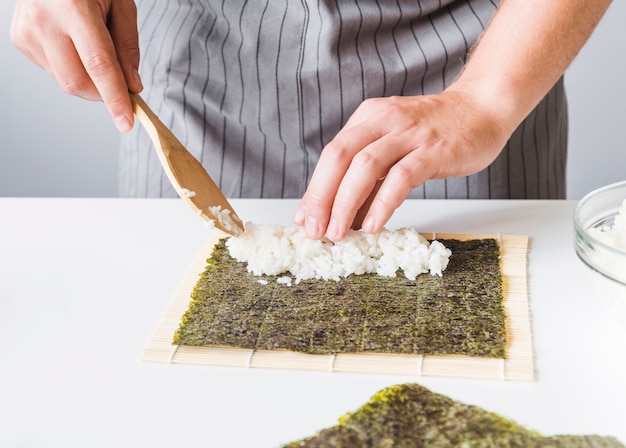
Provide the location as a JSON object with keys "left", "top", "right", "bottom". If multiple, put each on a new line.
{"left": 119, "top": 0, "right": 567, "bottom": 200}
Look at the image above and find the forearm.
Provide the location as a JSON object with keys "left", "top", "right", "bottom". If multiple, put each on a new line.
{"left": 449, "top": 0, "right": 612, "bottom": 135}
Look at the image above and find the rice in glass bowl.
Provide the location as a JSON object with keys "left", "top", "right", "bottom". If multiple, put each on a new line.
{"left": 574, "top": 180, "right": 626, "bottom": 285}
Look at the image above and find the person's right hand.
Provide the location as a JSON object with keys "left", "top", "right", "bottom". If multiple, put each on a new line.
{"left": 10, "top": 0, "right": 142, "bottom": 132}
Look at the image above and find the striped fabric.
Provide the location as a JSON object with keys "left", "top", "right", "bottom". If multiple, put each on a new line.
{"left": 119, "top": 0, "right": 567, "bottom": 200}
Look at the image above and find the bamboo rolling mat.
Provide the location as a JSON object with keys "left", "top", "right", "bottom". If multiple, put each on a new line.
{"left": 141, "top": 233, "right": 533, "bottom": 381}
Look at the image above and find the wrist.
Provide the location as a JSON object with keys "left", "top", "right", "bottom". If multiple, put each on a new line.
{"left": 443, "top": 76, "right": 526, "bottom": 144}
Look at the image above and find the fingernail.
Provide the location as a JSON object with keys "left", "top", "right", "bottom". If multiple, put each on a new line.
{"left": 114, "top": 114, "right": 132, "bottom": 133}
{"left": 305, "top": 215, "right": 321, "bottom": 239}
{"left": 362, "top": 215, "right": 376, "bottom": 234}
{"left": 326, "top": 218, "right": 339, "bottom": 241}
{"left": 293, "top": 207, "right": 305, "bottom": 225}
{"left": 133, "top": 69, "right": 143, "bottom": 89}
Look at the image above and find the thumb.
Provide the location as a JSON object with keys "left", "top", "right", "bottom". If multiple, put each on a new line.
{"left": 109, "top": 0, "right": 142, "bottom": 93}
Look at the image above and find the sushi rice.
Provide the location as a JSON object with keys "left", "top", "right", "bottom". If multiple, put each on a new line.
{"left": 226, "top": 223, "right": 452, "bottom": 282}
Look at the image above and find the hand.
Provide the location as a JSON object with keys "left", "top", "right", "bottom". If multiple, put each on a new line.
{"left": 293, "top": 89, "right": 511, "bottom": 242}
{"left": 10, "top": 0, "right": 142, "bottom": 132}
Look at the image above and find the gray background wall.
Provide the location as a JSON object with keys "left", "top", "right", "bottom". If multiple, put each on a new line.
{"left": 1, "top": 2, "right": 624, "bottom": 199}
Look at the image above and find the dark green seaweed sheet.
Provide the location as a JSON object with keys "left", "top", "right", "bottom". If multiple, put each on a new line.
{"left": 173, "top": 238, "right": 506, "bottom": 357}
{"left": 282, "top": 383, "right": 624, "bottom": 448}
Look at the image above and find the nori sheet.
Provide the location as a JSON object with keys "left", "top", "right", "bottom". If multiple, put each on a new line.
{"left": 173, "top": 238, "right": 506, "bottom": 357}
{"left": 282, "top": 383, "right": 624, "bottom": 448}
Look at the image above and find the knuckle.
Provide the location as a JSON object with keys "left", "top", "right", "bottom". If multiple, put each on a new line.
{"left": 83, "top": 53, "right": 115, "bottom": 78}
{"left": 11, "top": 4, "right": 45, "bottom": 48}
{"left": 118, "top": 36, "right": 140, "bottom": 55}
{"left": 9, "top": 24, "right": 24, "bottom": 49}
{"left": 388, "top": 162, "right": 414, "bottom": 185}
{"left": 102, "top": 94, "right": 130, "bottom": 114}
{"left": 60, "top": 0, "right": 83, "bottom": 12}
{"left": 382, "top": 101, "right": 403, "bottom": 116}
{"left": 351, "top": 150, "right": 377, "bottom": 172}
{"left": 60, "top": 81, "right": 80, "bottom": 96}
{"left": 332, "top": 192, "right": 352, "bottom": 210}
{"left": 322, "top": 138, "right": 351, "bottom": 161}
{"left": 423, "top": 127, "right": 443, "bottom": 146}
{"left": 25, "top": 4, "right": 47, "bottom": 30}
{"left": 59, "top": 77, "right": 85, "bottom": 95}
{"left": 371, "top": 194, "right": 395, "bottom": 215}
{"left": 359, "top": 97, "right": 380, "bottom": 109}
{"left": 307, "top": 192, "right": 327, "bottom": 207}
{"left": 115, "top": 0, "right": 137, "bottom": 14}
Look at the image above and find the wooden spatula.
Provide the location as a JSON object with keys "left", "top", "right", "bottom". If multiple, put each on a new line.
{"left": 130, "top": 93, "right": 244, "bottom": 236}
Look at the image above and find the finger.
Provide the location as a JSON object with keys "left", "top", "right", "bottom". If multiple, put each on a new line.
{"left": 293, "top": 198, "right": 307, "bottom": 226}
{"left": 11, "top": 1, "right": 99, "bottom": 100}
{"left": 300, "top": 142, "right": 349, "bottom": 240}
{"left": 361, "top": 151, "right": 432, "bottom": 234}
{"left": 341, "top": 97, "right": 387, "bottom": 131}
{"left": 301, "top": 126, "right": 382, "bottom": 239}
{"left": 16, "top": 1, "right": 101, "bottom": 100}
{"left": 12, "top": 36, "right": 45, "bottom": 71}
{"left": 325, "top": 132, "right": 413, "bottom": 241}
{"left": 109, "top": 0, "right": 142, "bottom": 93}
{"left": 352, "top": 178, "right": 384, "bottom": 230}
{"left": 70, "top": 7, "right": 134, "bottom": 132}
{"left": 293, "top": 105, "right": 376, "bottom": 228}
{"left": 10, "top": 2, "right": 49, "bottom": 70}
{"left": 42, "top": 33, "right": 100, "bottom": 100}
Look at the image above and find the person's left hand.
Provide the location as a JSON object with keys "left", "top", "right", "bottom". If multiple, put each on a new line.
{"left": 293, "top": 88, "right": 512, "bottom": 242}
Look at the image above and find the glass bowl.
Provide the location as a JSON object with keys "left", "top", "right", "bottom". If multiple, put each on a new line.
{"left": 574, "top": 180, "right": 626, "bottom": 285}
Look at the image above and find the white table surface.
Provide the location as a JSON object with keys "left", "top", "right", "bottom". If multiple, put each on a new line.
{"left": 1, "top": 198, "right": 625, "bottom": 447}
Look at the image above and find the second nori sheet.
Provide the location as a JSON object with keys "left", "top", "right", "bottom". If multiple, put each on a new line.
{"left": 173, "top": 238, "right": 506, "bottom": 358}
{"left": 282, "top": 383, "right": 625, "bottom": 448}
